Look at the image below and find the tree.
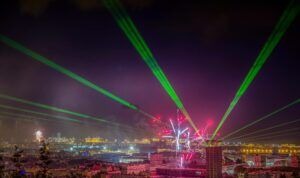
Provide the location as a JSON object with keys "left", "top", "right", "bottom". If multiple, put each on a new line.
{"left": 36, "top": 140, "right": 52, "bottom": 178}
{"left": 236, "top": 158, "right": 243, "bottom": 164}
{"left": 0, "top": 149, "right": 5, "bottom": 177}
{"left": 292, "top": 171, "right": 299, "bottom": 178}
{"left": 11, "top": 145, "right": 26, "bottom": 178}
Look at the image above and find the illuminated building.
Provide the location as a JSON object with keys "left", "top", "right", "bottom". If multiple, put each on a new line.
{"left": 278, "top": 147, "right": 300, "bottom": 154}
{"left": 206, "top": 146, "right": 222, "bottom": 178}
{"left": 85, "top": 137, "right": 108, "bottom": 143}
{"left": 291, "top": 155, "right": 300, "bottom": 168}
{"left": 35, "top": 130, "right": 43, "bottom": 142}
{"left": 240, "top": 147, "right": 273, "bottom": 155}
{"left": 120, "top": 164, "right": 149, "bottom": 174}
{"left": 156, "top": 168, "right": 205, "bottom": 177}
{"left": 132, "top": 138, "right": 151, "bottom": 144}
{"left": 151, "top": 138, "right": 160, "bottom": 142}
{"left": 254, "top": 155, "right": 266, "bottom": 167}
{"left": 150, "top": 153, "right": 163, "bottom": 166}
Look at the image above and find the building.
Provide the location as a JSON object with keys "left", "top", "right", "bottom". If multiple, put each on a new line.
{"left": 206, "top": 146, "right": 222, "bottom": 178}
{"left": 120, "top": 164, "right": 149, "bottom": 174}
{"left": 254, "top": 155, "right": 266, "bottom": 167}
{"left": 150, "top": 153, "right": 163, "bottom": 166}
{"left": 291, "top": 155, "right": 300, "bottom": 168}
{"left": 156, "top": 168, "right": 205, "bottom": 177}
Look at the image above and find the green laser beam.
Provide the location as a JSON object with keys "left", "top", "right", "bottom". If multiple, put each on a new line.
{"left": 0, "top": 105, "right": 141, "bottom": 131}
{"left": 211, "top": 0, "right": 300, "bottom": 141}
{"left": 0, "top": 114, "right": 34, "bottom": 123}
{"left": 105, "top": 0, "right": 172, "bottom": 94}
{"left": 0, "top": 34, "right": 156, "bottom": 120}
{"left": 244, "top": 131, "right": 300, "bottom": 142}
{"left": 104, "top": 0, "right": 190, "bottom": 119}
{"left": 103, "top": 0, "right": 175, "bottom": 109}
{"left": 0, "top": 94, "right": 157, "bottom": 132}
{"left": 0, "top": 104, "right": 83, "bottom": 123}
{"left": 241, "top": 127, "right": 300, "bottom": 141}
{"left": 0, "top": 111, "right": 139, "bottom": 134}
{"left": 0, "top": 94, "right": 109, "bottom": 123}
{"left": 0, "top": 112, "right": 82, "bottom": 128}
{"left": 103, "top": 0, "right": 198, "bottom": 131}
{"left": 99, "top": 0, "right": 173, "bottom": 129}
{"left": 0, "top": 110, "right": 58, "bottom": 123}
{"left": 221, "top": 98, "right": 300, "bottom": 140}
{"left": 229, "top": 118, "right": 300, "bottom": 140}
{"left": 0, "top": 114, "right": 84, "bottom": 129}
{"left": 0, "top": 94, "right": 136, "bottom": 129}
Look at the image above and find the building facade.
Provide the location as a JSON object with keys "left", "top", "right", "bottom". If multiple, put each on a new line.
{"left": 206, "top": 146, "right": 222, "bottom": 178}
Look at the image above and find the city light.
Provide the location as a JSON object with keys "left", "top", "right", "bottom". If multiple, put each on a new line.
{"left": 35, "top": 130, "right": 43, "bottom": 142}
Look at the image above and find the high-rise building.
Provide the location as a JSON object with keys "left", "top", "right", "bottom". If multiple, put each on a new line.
{"left": 206, "top": 146, "right": 222, "bottom": 178}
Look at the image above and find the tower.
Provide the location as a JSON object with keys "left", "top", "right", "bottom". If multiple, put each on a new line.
{"left": 206, "top": 146, "right": 222, "bottom": 178}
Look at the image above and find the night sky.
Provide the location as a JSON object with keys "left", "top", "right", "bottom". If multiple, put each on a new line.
{"left": 0, "top": 0, "right": 299, "bottom": 142}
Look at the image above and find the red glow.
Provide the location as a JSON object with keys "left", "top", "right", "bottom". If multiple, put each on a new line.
{"left": 178, "top": 116, "right": 186, "bottom": 124}
{"left": 194, "top": 130, "right": 201, "bottom": 137}
{"left": 151, "top": 116, "right": 161, "bottom": 123}
{"left": 162, "top": 129, "right": 171, "bottom": 134}
{"left": 207, "top": 119, "right": 213, "bottom": 126}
